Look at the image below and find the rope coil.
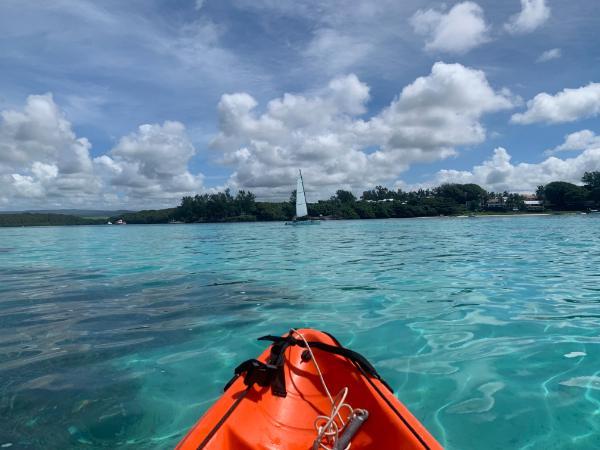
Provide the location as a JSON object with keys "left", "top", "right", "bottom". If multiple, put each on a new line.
{"left": 290, "top": 329, "right": 367, "bottom": 450}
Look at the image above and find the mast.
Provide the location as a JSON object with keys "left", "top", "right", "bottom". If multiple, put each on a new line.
{"left": 299, "top": 169, "right": 306, "bottom": 200}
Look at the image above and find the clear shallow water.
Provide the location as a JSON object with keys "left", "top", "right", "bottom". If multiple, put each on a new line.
{"left": 1, "top": 217, "right": 600, "bottom": 449}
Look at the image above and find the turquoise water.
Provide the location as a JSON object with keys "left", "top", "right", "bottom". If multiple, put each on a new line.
{"left": 1, "top": 217, "right": 600, "bottom": 449}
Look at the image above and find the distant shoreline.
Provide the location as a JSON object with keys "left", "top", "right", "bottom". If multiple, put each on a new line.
{"left": 0, "top": 210, "right": 586, "bottom": 228}
{"left": 5, "top": 178, "right": 600, "bottom": 227}
{"left": 469, "top": 213, "right": 552, "bottom": 217}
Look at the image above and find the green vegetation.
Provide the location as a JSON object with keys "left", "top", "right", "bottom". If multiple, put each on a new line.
{"left": 174, "top": 190, "right": 275, "bottom": 222}
{"left": 3, "top": 171, "right": 600, "bottom": 227}
{"left": 535, "top": 172, "right": 600, "bottom": 211}
{"left": 170, "top": 183, "right": 531, "bottom": 223}
{"left": 540, "top": 182, "right": 587, "bottom": 210}
{"left": 109, "top": 208, "right": 177, "bottom": 224}
{"left": 170, "top": 172, "right": 600, "bottom": 222}
{"left": 0, "top": 213, "right": 103, "bottom": 227}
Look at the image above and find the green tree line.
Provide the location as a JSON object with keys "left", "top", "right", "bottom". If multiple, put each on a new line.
{"left": 167, "top": 171, "right": 600, "bottom": 223}
{"left": 3, "top": 172, "right": 600, "bottom": 227}
{"left": 536, "top": 172, "right": 600, "bottom": 210}
{"left": 0, "top": 213, "right": 104, "bottom": 227}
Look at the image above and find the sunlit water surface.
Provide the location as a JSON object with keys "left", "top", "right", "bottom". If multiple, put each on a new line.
{"left": 1, "top": 217, "right": 600, "bottom": 449}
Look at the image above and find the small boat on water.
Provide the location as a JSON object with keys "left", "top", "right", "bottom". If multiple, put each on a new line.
{"left": 177, "top": 328, "right": 442, "bottom": 450}
{"left": 285, "top": 170, "right": 320, "bottom": 225}
{"left": 114, "top": 219, "right": 126, "bottom": 225}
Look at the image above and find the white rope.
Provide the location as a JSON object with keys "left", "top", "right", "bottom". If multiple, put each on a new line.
{"left": 290, "top": 329, "right": 355, "bottom": 450}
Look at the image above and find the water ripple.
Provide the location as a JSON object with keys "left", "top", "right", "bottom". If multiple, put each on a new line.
{"left": 1, "top": 217, "right": 600, "bottom": 449}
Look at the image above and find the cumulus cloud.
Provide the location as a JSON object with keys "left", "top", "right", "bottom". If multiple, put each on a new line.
{"left": 549, "top": 129, "right": 600, "bottom": 153}
{"left": 511, "top": 83, "right": 600, "bottom": 124}
{"left": 0, "top": 94, "right": 102, "bottom": 207}
{"left": 211, "top": 63, "right": 516, "bottom": 198}
{"left": 0, "top": 95, "right": 203, "bottom": 209}
{"left": 410, "top": 2, "right": 490, "bottom": 54}
{"left": 0, "top": 93, "right": 93, "bottom": 175}
{"left": 537, "top": 48, "right": 561, "bottom": 63}
{"left": 428, "top": 147, "right": 600, "bottom": 192}
{"left": 505, "top": 0, "right": 550, "bottom": 34}
{"left": 97, "top": 121, "right": 203, "bottom": 201}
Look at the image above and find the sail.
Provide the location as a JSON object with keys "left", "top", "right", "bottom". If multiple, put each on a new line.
{"left": 295, "top": 171, "right": 308, "bottom": 217}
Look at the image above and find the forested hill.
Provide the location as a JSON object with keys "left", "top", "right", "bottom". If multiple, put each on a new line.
{"left": 0, "top": 213, "right": 104, "bottom": 227}
{"left": 0, "top": 209, "right": 133, "bottom": 217}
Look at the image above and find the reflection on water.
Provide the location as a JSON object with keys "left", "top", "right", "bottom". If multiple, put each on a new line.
{"left": 1, "top": 217, "right": 600, "bottom": 449}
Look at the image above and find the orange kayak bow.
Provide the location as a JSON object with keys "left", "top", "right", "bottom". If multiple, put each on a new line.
{"left": 177, "top": 328, "right": 442, "bottom": 449}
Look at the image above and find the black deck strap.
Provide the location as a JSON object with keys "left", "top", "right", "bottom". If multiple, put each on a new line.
{"left": 264, "top": 332, "right": 295, "bottom": 397}
{"left": 196, "top": 385, "right": 252, "bottom": 450}
{"left": 223, "top": 335, "right": 294, "bottom": 397}
{"left": 223, "top": 359, "right": 278, "bottom": 392}
{"left": 257, "top": 334, "right": 388, "bottom": 389}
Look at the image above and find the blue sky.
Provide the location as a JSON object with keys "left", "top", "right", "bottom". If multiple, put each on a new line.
{"left": 1, "top": 0, "right": 599, "bottom": 209}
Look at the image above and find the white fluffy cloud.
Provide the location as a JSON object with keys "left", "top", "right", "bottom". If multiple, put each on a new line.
{"left": 550, "top": 129, "right": 600, "bottom": 153}
{"left": 505, "top": 0, "right": 551, "bottom": 34}
{"left": 0, "top": 94, "right": 93, "bottom": 175}
{"left": 0, "top": 95, "right": 203, "bottom": 209}
{"left": 429, "top": 146, "right": 600, "bottom": 192}
{"left": 211, "top": 63, "right": 516, "bottom": 198}
{"left": 0, "top": 94, "right": 102, "bottom": 207}
{"left": 511, "top": 83, "right": 600, "bottom": 124}
{"left": 537, "top": 48, "right": 561, "bottom": 63}
{"left": 97, "top": 121, "right": 203, "bottom": 201}
{"left": 411, "top": 2, "right": 490, "bottom": 54}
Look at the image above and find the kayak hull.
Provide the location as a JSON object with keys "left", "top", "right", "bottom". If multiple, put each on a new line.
{"left": 284, "top": 220, "right": 321, "bottom": 225}
{"left": 176, "top": 329, "right": 442, "bottom": 450}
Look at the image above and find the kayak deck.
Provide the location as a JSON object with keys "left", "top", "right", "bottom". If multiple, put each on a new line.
{"left": 177, "top": 329, "right": 442, "bottom": 449}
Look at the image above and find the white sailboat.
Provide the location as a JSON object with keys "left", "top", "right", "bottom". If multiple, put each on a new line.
{"left": 295, "top": 171, "right": 308, "bottom": 218}
{"left": 285, "top": 170, "right": 320, "bottom": 225}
